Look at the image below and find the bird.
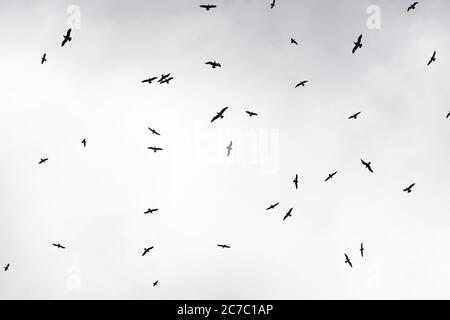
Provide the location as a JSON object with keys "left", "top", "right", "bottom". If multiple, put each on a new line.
{"left": 325, "top": 171, "right": 337, "bottom": 182}
{"left": 291, "top": 38, "right": 298, "bottom": 45}
{"left": 270, "top": 0, "right": 276, "bottom": 9}
{"left": 4, "top": 264, "right": 9, "bottom": 271}
{"left": 38, "top": 158, "right": 48, "bottom": 164}
{"left": 226, "top": 141, "right": 232, "bottom": 157}
{"left": 427, "top": 51, "right": 436, "bottom": 66}
{"left": 245, "top": 111, "right": 258, "bottom": 117}
{"left": 81, "top": 139, "right": 86, "bottom": 147}
{"left": 360, "top": 243, "right": 364, "bottom": 257}
{"left": 407, "top": 2, "right": 419, "bottom": 12}
{"left": 41, "top": 53, "right": 47, "bottom": 64}
{"left": 446, "top": 111, "right": 450, "bottom": 119}
{"left": 295, "top": 80, "right": 308, "bottom": 88}
{"left": 144, "top": 208, "right": 159, "bottom": 214}
{"left": 148, "top": 147, "right": 163, "bottom": 153}
{"left": 293, "top": 174, "right": 298, "bottom": 189}
{"left": 142, "top": 77, "right": 158, "bottom": 84}
{"left": 159, "top": 77, "right": 173, "bottom": 84}
{"left": 348, "top": 112, "right": 361, "bottom": 119}
{"left": 352, "top": 34, "right": 362, "bottom": 54}
{"left": 157, "top": 73, "right": 171, "bottom": 83}
{"left": 153, "top": 280, "right": 158, "bottom": 287}
{"left": 344, "top": 254, "right": 352, "bottom": 268}
{"left": 61, "top": 28, "right": 72, "bottom": 47}
{"left": 403, "top": 183, "right": 415, "bottom": 193}
{"left": 266, "top": 202, "right": 279, "bottom": 210}
{"left": 148, "top": 127, "right": 160, "bottom": 136}
{"left": 283, "top": 208, "right": 293, "bottom": 221}
{"left": 217, "top": 244, "right": 230, "bottom": 249}
{"left": 200, "top": 4, "right": 217, "bottom": 11}
{"left": 211, "top": 107, "right": 228, "bottom": 123}
{"left": 205, "top": 61, "right": 221, "bottom": 68}
{"left": 142, "top": 246, "right": 154, "bottom": 256}
{"left": 53, "top": 243, "right": 66, "bottom": 249}
{"left": 361, "top": 159, "right": 373, "bottom": 173}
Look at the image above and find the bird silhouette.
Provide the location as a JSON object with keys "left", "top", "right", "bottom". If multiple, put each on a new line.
{"left": 360, "top": 243, "right": 364, "bottom": 257}
{"left": 291, "top": 38, "right": 298, "bottom": 45}
{"left": 226, "top": 141, "right": 232, "bottom": 157}
{"left": 295, "top": 80, "right": 308, "bottom": 88}
{"left": 157, "top": 73, "right": 171, "bottom": 83}
{"left": 41, "top": 53, "right": 47, "bottom": 64}
{"left": 4, "top": 264, "right": 10, "bottom": 271}
{"left": 270, "top": 0, "right": 276, "bottom": 9}
{"left": 325, "top": 171, "right": 337, "bottom": 182}
{"left": 205, "top": 61, "right": 221, "bottom": 68}
{"left": 403, "top": 183, "right": 415, "bottom": 193}
{"left": 81, "top": 139, "right": 86, "bottom": 147}
{"left": 148, "top": 127, "right": 160, "bottom": 135}
{"left": 53, "top": 243, "right": 66, "bottom": 249}
{"left": 200, "top": 4, "right": 217, "bottom": 11}
{"left": 446, "top": 111, "right": 450, "bottom": 119}
{"left": 266, "top": 202, "right": 279, "bottom": 210}
{"left": 61, "top": 28, "right": 72, "bottom": 47}
{"left": 283, "top": 208, "right": 293, "bottom": 221}
{"left": 38, "top": 158, "right": 48, "bottom": 164}
{"left": 427, "top": 51, "right": 436, "bottom": 66}
{"left": 352, "top": 34, "right": 362, "bottom": 54}
{"left": 142, "top": 77, "right": 158, "bottom": 84}
{"left": 142, "top": 246, "right": 154, "bottom": 256}
{"left": 407, "top": 2, "right": 419, "bottom": 12}
{"left": 348, "top": 112, "right": 361, "bottom": 119}
{"left": 245, "top": 111, "right": 258, "bottom": 117}
{"left": 211, "top": 107, "right": 228, "bottom": 123}
{"left": 144, "top": 208, "right": 159, "bottom": 214}
{"left": 293, "top": 174, "right": 298, "bottom": 189}
{"left": 217, "top": 244, "right": 230, "bottom": 249}
{"left": 153, "top": 280, "right": 158, "bottom": 287}
{"left": 344, "top": 254, "right": 352, "bottom": 268}
{"left": 361, "top": 159, "right": 373, "bottom": 173}
{"left": 148, "top": 147, "right": 163, "bottom": 153}
{"left": 159, "top": 77, "right": 173, "bottom": 84}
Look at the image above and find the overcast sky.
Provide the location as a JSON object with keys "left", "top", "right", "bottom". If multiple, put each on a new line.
{"left": 0, "top": 0, "right": 449, "bottom": 299}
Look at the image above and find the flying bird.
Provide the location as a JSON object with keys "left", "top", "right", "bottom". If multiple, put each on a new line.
{"left": 217, "top": 244, "right": 230, "bottom": 249}
{"left": 361, "top": 159, "right": 373, "bottom": 173}
{"left": 291, "top": 38, "right": 298, "bottom": 45}
{"left": 157, "top": 73, "right": 171, "bottom": 83}
{"left": 427, "top": 51, "right": 436, "bottom": 66}
{"left": 226, "top": 141, "right": 232, "bottom": 157}
{"left": 283, "top": 208, "right": 293, "bottom": 221}
{"left": 293, "top": 174, "right": 298, "bottom": 189}
{"left": 325, "top": 171, "right": 337, "bottom": 182}
{"left": 159, "top": 77, "right": 173, "bottom": 84}
{"left": 352, "top": 34, "right": 362, "bottom": 54}
{"left": 245, "top": 111, "right": 258, "bottom": 117}
{"left": 142, "top": 246, "right": 154, "bottom": 256}
{"left": 407, "top": 2, "right": 419, "bottom": 12}
{"left": 142, "top": 77, "right": 158, "bottom": 84}
{"left": 4, "top": 264, "right": 9, "bottom": 271}
{"left": 205, "top": 61, "right": 221, "bottom": 68}
{"left": 266, "top": 202, "right": 279, "bottom": 210}
{"left": 153, "top": 281, "right": 158, "bottom": 287}
{"left": 61, "top": 28, "right": 72, "bottom": 47}
{"left": 344, "top": 254, "right": 352, "bottom": 268}
{"left": 148, "top": 127, "right": 160, "bottom": 136}
{"left": 200, "top": 4, "right": 217, "bottom": 11}
{"left": 403, "top": 183, "right": 415, "bottom": 193}
{"left": 53, "top": 243, "right": 66, "bottom": 249}
{"left": 144, "top": 208, "right": 159, "bottom": 214}
{"left": 81, "top": 139, "right": 86, "bottom": 147}
{"left": 348, "top": 112, "right": 361, "bottom": 119}
{"left": 211, "top": 107, "right": 228, "bottom": 123}
{"left": 270, "top": 0, "right": 276, "bottom": 9}
{"left": 295, "top": 80, "right": 308, "bottom": 88}
{"left": 360, "top": 243, "right": 364, "bottom": 257}
{"left": 38, "top": 158, "right": 48, "bottom": 164}
{"left": 148, "top": 147, "right": 163, "bottom": 152}
{"left": 41, "top": 53, "right": 47, "bottom": 64}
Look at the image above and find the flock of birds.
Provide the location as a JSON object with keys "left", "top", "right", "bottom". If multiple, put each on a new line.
{"left": 2, "top": 1, "right": 448, "bottom": 288}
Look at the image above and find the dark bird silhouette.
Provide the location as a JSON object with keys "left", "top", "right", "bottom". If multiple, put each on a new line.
{"left": 293, "top": 174, "right": 298, "bottom": 189}
{"left": 361, "top": 159, "right": 373, "bottom": 173}
{"left": 81, "top": 139, "right": 86, "bottom": 147}
{"left": 325, "top": 171, "right": 337, "bottom": 182}
{"left": 245, "top": 111, "right": 258, "bottom": 117}
{"left": 427, "top": 51, "right": 436, "bottom": 66}
{"left": 352, "top": 34, "right": 362, "bottom": 54}
{"left": 142, "top": 77, "right": 158, "bottom": 84}
{"left": 144, "top": 208, "right": 159, "bottom": 214}
{"left": 217, "top": 244, "right": 230, "bottom": 249}
{"left": 407, "top": 2, "right": 419, "bottom": 12}
{"left": 61, "top": 28, "right": 72, "bottom": 47}
{"left": 344, "top": 253, "right": 352, "bottom": 268}
{"left": 360, "top": 243, "right": 364, "bottom": 257}
{"left": 38, "top": 158, "right": 48, "bottom": 164}
{"left": 266, "top": 202, "right": 279, "bottom": 210}
{"left": 142, "top": 246, "right": 154, "bottom": 256}
{"left": 291, "top": 38, "right": 298, "bottom": 45}
{"left": 446, "top": 111, "right": 450, "bottom": 119}
{"left": 270, "top": 0, "right": 276, "bottom": 9}
{"left": 153, "top": 280, "right": 158, "bottom": 287}
{"left": 4, "top": 264, "right": 9, "bottom": 271}
{"left": 200, "top": 4, "right": 217, "bottom": 11}
{"left": 41, "top": 53, "right": 47, "bottom": 64}
{"left": 159, "top": 77, "right": 173, "bottom": 84}
{"left": 348, "top": 112, "right": 361, "bottom": 119}
{"left": 283, "top": 208, "right": 293, "bottom": 221}
{"left": 226, "top": 141, "right": 232, "bottom": 157}
{"left": 148, "top": 147, "right": 163, "bottom": 152}
{"left": 205, "top": 61, "right": 221, "bottom": 68}
{"left": 157, "top": 73, "right": 171, "bottom": 83}
{"left": 53, "top": 243, "right": 66, "bottom": 249}
{"left": 148, "top": 127, "right": 160, "bottom": 136}
{"left": 403, "top": 183, "right": 415, "bottom": 193}
{"left": 211, "top": 107, "right": 228, "bottom": 123}
{"left": 295, "top": 80, "right": 308, "bottom": 88}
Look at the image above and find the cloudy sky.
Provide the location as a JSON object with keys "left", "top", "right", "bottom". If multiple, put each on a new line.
{"left": 0, "top": 0, "right": 449, "bottom": 299}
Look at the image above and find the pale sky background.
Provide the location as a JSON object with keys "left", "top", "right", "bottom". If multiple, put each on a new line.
{"left": 0, "top": 0, "right": 449, "bottom": 299}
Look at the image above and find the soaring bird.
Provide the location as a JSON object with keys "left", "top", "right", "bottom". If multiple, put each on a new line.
{"left": 142, "top": 77, "right": 158, "bottom": 84}
{"left": 325, "top": 171, "right": 337, "bottom": 182}
{"left": 266, "top": 202, "right": 279, "bottom": 210}
{"left": 344, "top": 254, "right": 352, "bottom": 268}
{"left": 226, "top": 141, "right": 232, "bottom": 157}
{"left": 270, "top": 0, "right": 275, "bottom": 9}
{"left": 61, "top": 28, "right": 72, "bottom": 47}
{"left": 407, "top": 2, "right": 419, "bottom": 12}
{"left": 153, "top": 280, "right": 158, "bottom": 287}
{"left": 403, "top": 183, "right": 415, "bottom": 193}
{"left": 148, "top": 147, "right": 163, "bottom": 152}
{"left": 205, "top": 61, "right": 221, "bottom": 68}
{"left": 293, "top": 174, "right": 298, "bottom": 189}
{"left": 427, "top": 51, "right": 436, "bottom": 66}
{"left": 217, "top": 244, "right": 230, "bottom": 249}
{"left": 41, "top": 53, "right": 47, "bottom": 64}
{"left": 245, "top": 111, "right": 258, "bottom": 117}
{"left": 360, "top": 243, "right": 364, "bottom": 257}
{"left": 81, "top": 139, "right": 86, "bottom": 147}
{"left": 144, "top": 208, "right": 158, "bottom": 214}
{"left": 53, "top": 243, "right": 66, "bottom": 249}
{"left": 200, "top": 4, "right": 217, "bottom": 11}
{"left": 142, "top": 246, "right": 154, "bottom": 256}
{"left": 211, "top": 107, "right": 228, "bottom": 123}
{"left": 352, "top": 34, "right": 362, "bottom": 54}
{"left": 4, "top": 264, "right": 10, "bottom": 271}
{"left": 295, "top": 80, "right": 308, "bottom": 88}
{"left": 283, "top": 208, "right": 293, "bottom": 221}
{"left": 446, "top": 111, "right": 450, "bottom": 119}
{"left": 39, "top": 158, "right": 48, "bottom": 164}
{"left": 157, "top": 73, "right": 171, "bottom": 83}
{"left": 291, "top": 38, "right": 298, "bottom": 45}
{"left": 148, "top": 127, "right": 160, "bottom": 135}
{"left": 159, "top": 77, "right": 173, "bottom": 84}
{"left": 348, "top": 112, "right": 361, "bottom": 119}
{"left": 361, "top": 159, "right": 374, "bottom": 173}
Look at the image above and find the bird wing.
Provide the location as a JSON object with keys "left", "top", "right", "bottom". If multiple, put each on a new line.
{"left": 211, "top": 114, "right": 219, "bottom": 122}
{"left": 357, "top": 34, "right": 362, "bottom": 43}
{"left": 220, "top": 107, "right": 228, "bottom": 114}
{"left": 67, "top": 28, "right": 72, "bottom": 36}
{"left": 205, "top": 61, "right": 213, "bottom": 65}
